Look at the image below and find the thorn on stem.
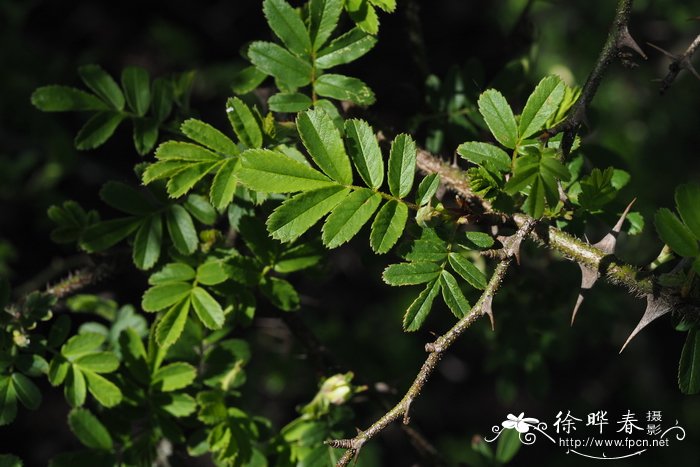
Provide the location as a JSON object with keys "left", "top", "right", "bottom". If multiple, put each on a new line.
{"left": 619, "top": 293, "right": 674, "bottom": 353}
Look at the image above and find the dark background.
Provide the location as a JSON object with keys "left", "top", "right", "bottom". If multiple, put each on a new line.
{"left": 1, "top": 0, "right": 700, "bottom": 465}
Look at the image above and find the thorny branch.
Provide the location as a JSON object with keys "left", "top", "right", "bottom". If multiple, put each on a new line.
{"left": 648, "top": 34, "right": 700, "bottom": 94}
{"left": 543, "top": 0, "right": 646, "bottom": 156}
{"left": 327, "top": 222, "right": 536, "bottom": 466}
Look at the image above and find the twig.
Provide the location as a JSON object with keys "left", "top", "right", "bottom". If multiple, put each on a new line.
{"left": 542, "top": 0, "right": 646, "bottom": 156}
{"left": 648, "top": 34, "right": 700, "bottom": 94}
{"left": 327, "top": 222, "right": 535, "bottom": 466}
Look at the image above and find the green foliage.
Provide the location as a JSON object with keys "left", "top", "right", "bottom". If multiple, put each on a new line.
{"left": 655, "top": 183, "right": 700, "bottom": 272}
{"left": 32, "top": 65, "right": 190, "bottom": 155}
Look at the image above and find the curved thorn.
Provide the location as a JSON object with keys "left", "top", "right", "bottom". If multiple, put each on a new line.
{"left": 620, "top": 294, "right": 673, "bottom": 353}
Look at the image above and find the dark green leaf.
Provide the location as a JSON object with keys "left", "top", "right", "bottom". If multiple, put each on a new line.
{"left": 268, "top": 92, "right": 313, "bottom": 112}
{"left": 314, "top": 74, "right": 375, "bottom": 106}
{"left": 308, "top": 0, "right": 343, "bottom": 50}
{"left": 440, "top": 270, "right": 471, "bottom": 319}
{"left": 225, "top": 97, "right": 263, "bottom": 148}
{"left": 267, "top": 186, "right": 351, "bottom": 241}
{"left": 184, "top": 194, "right": 217, "bottom": 225}
{"left": 297, "top": 108, "right": 352, "bottom": 184}
{"left": 322, "top": 188, "right": 381, "bottom": 248}
{"left": 133, "top": 215, "right": 163, "bottom": 270}
{"left": 62, "top": 333, "right": 105, "bottom": 359}
{"left": 152, "top": 362, "right": 197, "bottom": 392}
{"left": 248, "top": 41, "right": 312, "bottom": 88}
{"left": 238, "top": 148, "right": 336, "bottom": 193}
{"left": 100, "top": 181, "right": 155, "bottom": 216}
{"left": 181, "top": 119, "right": 239, "bottom": 155}
{"left": 133, "top": 117, "right": 159, "bottom": 155}
{"left": 495, "top": 425, "right": 522, "bottom": 463}
{"left": 68, "top": 408, "right": 113, "bottom": 450}
{"left": 232, "top": 65, "right": 268, "bottom": 94}
{"left": 655, "top": 208, "right": 699, "bottom": 258}
{"left": 382, "top": 262, "right": 441, "bottom": 285}
{"left": 0, "top": 376, "right": 18, "bottom": 425}
{"left": 65, "top": 367, "right": 86, "bottom": 407}
{"left": 78, "top": 64, "right": 124, "bottom": 110}
{"left": 263, "top": 0, "right": 311, "bottom": 56}
{"left": 142, "top": 283, "right": 192, "bottom": 312}
{"left": 519, "top": 75, "right": 565, "bottom": 140}
{"left": 675, "top": 183, "right": 700, "bottom": 240}
{"left": 31, "top": 86, "right": 107, "bottom": 112}
{"left": 388, "top": 134, "right": 417, "bottom": 199}
{"left": 166, "top": 162, "right": 217, "bottom": 198}
{"left": 196, "top": 260, "right": 228, "bottom": 286}
{"left": 74, "top": 352, "right": 119, "bottom": 373}
{"left": 151, "top": 77, "right": 174, "bottom": 122}
{"left": 315, "top": 28, "right": 376, "bottom": 68}
{"left": 155, "top": 141, "right": 223, "bottom": 162}
{"left": 370, "top": 200, "right": 408, "bottom": 254}
{"left": 48, "top": 315, "right": 72, "bottom": 348}
{"left": 457, "top": 142, "right": 511, "bottom": 172}
{"left": 75, "top": 111, "right": 125, "bottom": 150}
{"left": 463, "top": 231, "right": 495, "bottom": 249}
{"left": 344, "top": 118, "right": 383, "bottom": 189}
{"left": 477, "top": 89, "right": 517, "bottom": 149}
{"left": 11, "top": 374, "right": 41, "bottom": 411}
{"left": 0, "top": 454, "right": 22, "bottom": 467}
{"left": 166, "top": 205, "right": 198, "bottom": 255}
{"left": 403, "top": 279, "right": 440, "bottom": 331}
{"left": 156, "top": 300, "right": 191, "bottom": 349}
{"left": 260, "top": 277, "right": 300, "bottom": 311}
{"left": 448, "top": 253, "right": 487, "bottom": 289}
{"left": 121, "top": 66, "right": 151, "bottom": 116}
{"left": 191, "top": 287, "right": 225, "bottom": 329}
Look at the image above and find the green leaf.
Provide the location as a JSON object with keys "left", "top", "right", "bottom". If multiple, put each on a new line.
{"left": 155, "top": 141, "right": 223, "bottom": 162}
{"left": 166, "top": 162, "right": 217, "bottom": 198}
{"left": 156, "top": 300, "right": 191, "bottom": 349}
{"left": 75, "top": 111, "right": 125, "bottom": 150}
{"left": 184, "top": 194, "right": 217, "bottom": 225}
{"left": 65, "top": 367, "right": 86, "bottom": 407}
{"left": 440, "top": 270, "right": 471, "bottom": 319}
{"left": 191, "top": 287, "right": 225, "bottom": 329}
{"left": 495, "top": 426, "right": 522, "bottom": 463}
{"left": 403, "top": 279, "right": 440, "bottom": 331}
{"left": 152, "top": 77, "right": 174, "bottom": 122}
{"left": 239, "top": 149, "right": 336, "bottom": 193}
{"left": 322, "top": 188, "right": 381, "bottom": 248}
{"left": 268, "top": 92, "right": 313, "bottom": 112}
{"left": 675, "top": 184, "right": 700, "bottom": 240}
{"left": 263, "top": 0, "right": 311, "bottom": 56}
{"left": 416, "top": 174, "right": 440, "bottom": 206}
{"left": 344, "top": 119, "right": 383, "bottom": 189}
{"left": 248, "top": 41, "right": 313, "bottom": 88}
{"left": 81, "top": 217, "right": 141, "bottom": 252}
{"left": 678, "top": 328, "right": 700, "bottom": 394}
{"left": 133, "top": 117, "right": 159, "bottom": 155}
{"left": 100, "top": 182, "right": 155, "bottom": 216}
{"left": 196, "top": 261, "right": 228, "bottom": 286}
{"left": 388, "top": 134, "right": 417, "bottom": 198}
{"left": 166, "top": 205, "right": 198, "bottom": 255}
{"left": 83, "top": 371, "right": 122, "bottom": 407}
{"left": 160, "top": 393, "right": 197, "bottom": 418}
{"left": 504, "top": 151, "right": 570, "bottom": 218}
{"left": 133, "top": 215, "right": 163, "bottom": 270}
{"left": 48, "top": 359, "right": 70, "bottom": 386}
{"left": 346, "top": 0, "right": 379, "bottom": 35}
{"left": 655, "top": 208, "right": 700, "bottom": 258}
{"left": 232, "top": 66, "right": 268, "bottom": 95}
{"left": 181, "top": 119, "right": 239, "bottom": 155}
{"left": 0, "top": 376, "right": 18, "bottom": 425}
{"left": 260, "top": 277, "right": 300, "bottom": 311}
{"left": 578, "top": 167, "right": 618, "bottom": 210}
{"left": 382, "top": 262, "right": 441, "bottom": 285}
{"left": 68, "top": 408, "right": 113, "bottom": 451}
{"left": 463, "top": 231, "right": 495, "bottom": 249}
{"left": 31, "top": 85, "right": 108, "bottom": 112}
{"left": 314, "top": 74, "right": 375, "bottom": 106}
{"left": 477, "top": 89, "right": 518, "bottom": 149}
{"left": 11, "top": 373, "right": 41, "bottom": 410}
{"left": 74, "top": 352, "right": 119, "bottom": 373}
{"left": 210, "top": 159, "right": 239, "bottom": 210}
{"left": 62, "top": 333, "right": 105, "bottom": 359}
{"left": 315, "top": 28, "right": 377, "bottom": 68}
{"left": 297, "top": 108, "right": 352, "bottom": 184}
{"left": 275, "top": 243, "right": 322, "bottom": 273}
{"left": 370, "top": 200, "right": 408, "bottom": 254}
{"left": 370, "top": 0, "right": 395, "bottom": 11}
{"left": 149, "top": 263, "right": 196, "bottom": 284}
{"left": 457, "top": 142, "right": 511, "bottom": 172}
{"left": 78, "top": 64, "right": 125, "bottom": 110}
{"left": 448, "top": 253, "right": 487, "bottom": 289}
{"left": 308, "top": 0, "right": 343, "bottom": 50}
{"left": 518, "top": 75, "right": 565, "bottom": 140}
{"left": 121, "top": 66, "right": 151, "bottom": 116}
{"left": 0, "top": 454, "right": 22, "bottom": 467}
{"left": 152, "top": 362, "right": 197, "bottom": 392}
{"left": 267, "top": 186, "right": 351, "bottom": 241}
{"left": 142, "top": 283, "right": 192, "bottom": 312}
{"left": 226, "top": 97, "right": 263, "bottom": 149}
